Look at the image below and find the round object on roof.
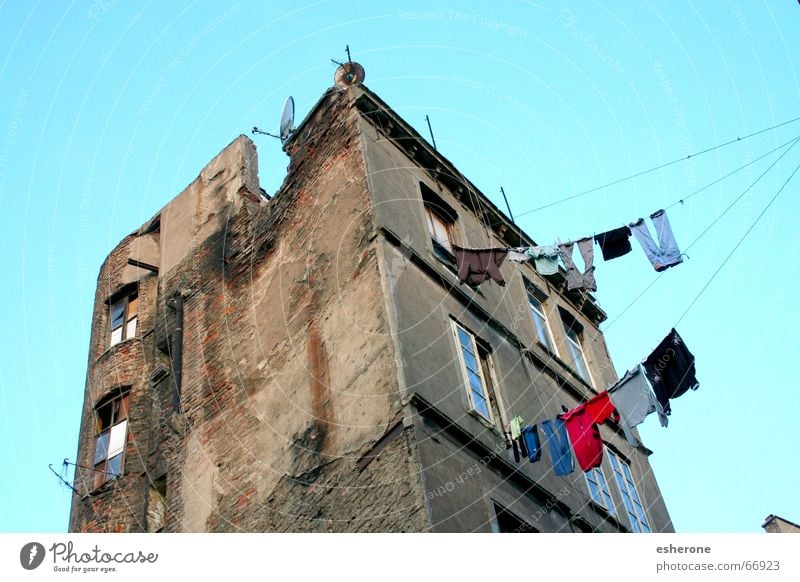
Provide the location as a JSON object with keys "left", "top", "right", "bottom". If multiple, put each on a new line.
{"left": 334, "top": 62, "right": 365, "bottom": 87}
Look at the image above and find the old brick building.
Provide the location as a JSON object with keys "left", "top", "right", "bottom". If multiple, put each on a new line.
{"left": 69, "top": 65, "right": 674, "bottom": 533}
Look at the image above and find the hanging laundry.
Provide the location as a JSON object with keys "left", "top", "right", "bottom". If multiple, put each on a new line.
{"left": 509, "top": 415, "right": 524, "bottom": 440}
{"left": 559, "top": 237, "right": 597, "bottom": 292}
{"left": 452, "top": 246, "right": 507, "bottom": 287}
{"left": 529, "top": 244, "right": 560, "bottom": 275}
{"left": 541, "top": 418, "right": 574, "bottom": 476}
{"left": 594, "top": 226, "right": 632, "bottom": 261}
{"left": 521, "top": 425, "right": 542, "bottom": 463}
{"left": 642, "top": 328, "right": 699, "bottom": 416}
{"left": 559, "top": 391, "right": 619, "bottom": 472}
{"left": 503, "top": 431, "right": 513, "bottom": 450}
{"left": 608, "top": 366, "right": 668, "bottom": 447}
{"left": 511, "top": 439, "right": 521, "bottom": 463}
{"left": 507, "top": 247, "right": 531, "bottom": 263}
{"left": 517, "top": 433, "right": 529, "bottom": 459}
{"left": 630, "top": 209, "right": 683, "bottom": 272}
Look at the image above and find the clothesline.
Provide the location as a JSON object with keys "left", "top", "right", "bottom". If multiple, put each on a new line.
{"left": 428, "top": 132, "right": 800, "bottom": 252}
{"left": 506, "top": 328, "right": 699, "bottom": 476}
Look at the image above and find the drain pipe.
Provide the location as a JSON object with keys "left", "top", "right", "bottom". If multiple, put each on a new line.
{"left": 169, "top": 292, "right": 185, "bottom": 413}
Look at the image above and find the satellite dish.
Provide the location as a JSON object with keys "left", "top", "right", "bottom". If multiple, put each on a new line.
{"left": 279, "top": 96, "right": 295, "bottom": 143}
{"left": 334, "top": 62, "right": 365, "bottom": 87}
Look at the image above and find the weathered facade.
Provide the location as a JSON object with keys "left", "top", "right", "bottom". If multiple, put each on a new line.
{"left": 70, "top": 66, "right": 674, "bottom": 533}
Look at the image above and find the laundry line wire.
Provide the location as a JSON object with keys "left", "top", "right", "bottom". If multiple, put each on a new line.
{"left": 601, "top": 137, "right": 800, "bottom": 334}
{"left": 673, "top": 156, "right": 800, "bottom": 328}
{"left": 513, "top": 116, "right": 800, "bottom": 219}
{"left": 428, "top": 132, "right": 800, "bottom": 251}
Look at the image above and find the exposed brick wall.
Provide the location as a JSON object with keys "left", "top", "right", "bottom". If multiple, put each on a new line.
{"left": 72, "top": 87, "right": 429, "bottom": 532}
{"left": 70, "top": 234, "right": 162, "bottom": 532}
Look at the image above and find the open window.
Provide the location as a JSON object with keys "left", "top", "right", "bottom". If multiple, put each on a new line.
{"left": 451, "top": 320, "right": 505, "bottom": 424}
{"left": 559, "top": 309, "right": 593, "bottom": 386}
{"left": 420, "top": 182, "right": 458, "bottom": 264}
{"left": 108, "top": 290, "right": 138, "bottom": 347}
{"left": 525, "top": 282, "right": 557, "bottom": 355}
{"left": 92, "top": 389, "right": 130, "bottom": 490}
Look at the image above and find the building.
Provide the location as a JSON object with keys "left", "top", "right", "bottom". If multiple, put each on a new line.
{"left": 69, "top": 64, "right": 674, "bottom": 533}
{"left": 762, "top": 515, "right": 800, "bottom": 534}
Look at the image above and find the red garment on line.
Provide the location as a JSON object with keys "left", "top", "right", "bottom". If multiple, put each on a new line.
{"left": 559, "top": 391, "right": 619, "bottom": 472}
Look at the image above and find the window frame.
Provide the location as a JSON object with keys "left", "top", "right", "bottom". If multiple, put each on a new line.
{"left": 608, "top": 450, "right": 651, "bottom": 533}
{"left": 560, "top": 312, "right": 594, "bottom": 387}
{"left": 526, "top": 286, "right": 558, "bottom": 355}
{"left": 108, "top": 290, "right": 139, "bottom": 347}
{"left": 585, "top": 464, "right": 616, "bottom": 516}
{"left": 420, "top": 182, "right": 459, "bottom": 265}
{"left": 92, "top": 389, "right": 131, "bottom": 490}
{"left": 451, "top": 320, "right": 497, "bottom": 423}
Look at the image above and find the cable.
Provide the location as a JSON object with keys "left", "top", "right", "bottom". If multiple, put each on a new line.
{"left": 547, "top": 135, "right": 800, "bottom": 248}
{"left": 514, "top": 116, "right": 800, "bottom": 218}
{"left": 674, "top": 157, "right": 800, "bottom": 327}
{"left": 682, "top": 136, "right": 800, "bottom": 255}
{"left": 428, "top": 133, "right": 800, "bottom": 251}
{"left": 664, "top": 135, "right": 800, "bottom": 211}
{"left": 601, "top": 137, "right": 800, "bottom": 332}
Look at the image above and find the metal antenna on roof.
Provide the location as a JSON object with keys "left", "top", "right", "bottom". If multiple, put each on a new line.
{"left": 425, "top": 115, "right": 438, "bottom": 151}
{"left": 331, "top": 45, "right": 356, "bottom": 82}
{"left": 500, "top": 187, "right": 516, "bottom": 224}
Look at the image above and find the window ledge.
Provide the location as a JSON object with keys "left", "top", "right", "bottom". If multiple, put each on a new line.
{"left": 87, "top": 475, "right": 123, "bottom": 497}
{"left": 95, "top": 337, "right": 141, "bottom": 363}
{"left": 466, "top": 407, "right": 499, "bottom": 433}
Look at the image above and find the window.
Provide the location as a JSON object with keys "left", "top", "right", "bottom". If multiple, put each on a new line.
{"left": 421, "top": 182, "right": 458, "bottom": 264}
{"left": 452, "top": 321, "right": 499, "bottom": 422}
{"left": 585, "top": 465, "right": 616, "bottom": 516}
{"left": 608, "top": 450, "right": 651, "bottom": 532}
{"left": 92, "top": 390, "right": 130, "bottom": 489}
{"left": 425, "top": 206, "right": 454, "bottom": 259}
{"left": 109, "top": 291, "right": 138, "bottom": 347}
{"left": 527, "top": 288, "right": 557, "bottom": 354}
{"left": 492, "top": 502, "right": 536, "bottom": 533}
{"left": 561, "top": 312, "right": 592, "bottom": 386}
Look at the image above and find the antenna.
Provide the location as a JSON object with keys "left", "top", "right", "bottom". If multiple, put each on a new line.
{"left": 425, "top": 115, "right": 438, "bottom": 150}
{"left": 251, "top": 95, "right": 296, "bottom": 147}
{"left": 500, "top": 187, "right": 515, "bottom": 224}
{"left": 332, "top": 45, "right": 365, "bottom": 86}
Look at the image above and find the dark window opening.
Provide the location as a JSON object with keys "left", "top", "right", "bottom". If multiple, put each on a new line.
{"left": 421, "top": 182, "right": 458, "bottom": 265}
{"left": 492, "top": 502, "right": 537, "bottom": 533}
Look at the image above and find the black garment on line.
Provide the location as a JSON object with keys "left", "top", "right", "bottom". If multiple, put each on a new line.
{"left": 512, "top": 439, "right": 521, "bottom": 463}
{"left": 642, "top": 328, "right": 700, "bottom": 416}
{"left": 517, "top": 434, "right": 529, "bottom": 459}
{"left": 594, "top": 226, "right": 632, "bottom": 261}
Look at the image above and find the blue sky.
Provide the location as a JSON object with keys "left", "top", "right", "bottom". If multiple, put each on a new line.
{"left": 1, "top": 1, "right": 798, "bottom": 533}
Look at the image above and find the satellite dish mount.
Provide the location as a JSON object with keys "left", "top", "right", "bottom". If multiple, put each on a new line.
{"left": 251, "top": 96, "right": 295, "bottom": 150}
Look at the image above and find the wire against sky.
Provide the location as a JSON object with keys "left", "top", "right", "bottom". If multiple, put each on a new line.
{"left": 513, "top": 116, "right": 800, "bottom": 218}
{"left": 674, "top": 157, "right": 800, "bottom": 327}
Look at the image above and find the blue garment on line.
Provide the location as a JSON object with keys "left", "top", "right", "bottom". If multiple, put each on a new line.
{"left": 521, "top": 425, "right": 542, "bottom": 463}
{"left": 541, "top": 418, "right": 574, "bottom": 476}
{"left": 630, "top": 209, "right": 682, "bottom": 272}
